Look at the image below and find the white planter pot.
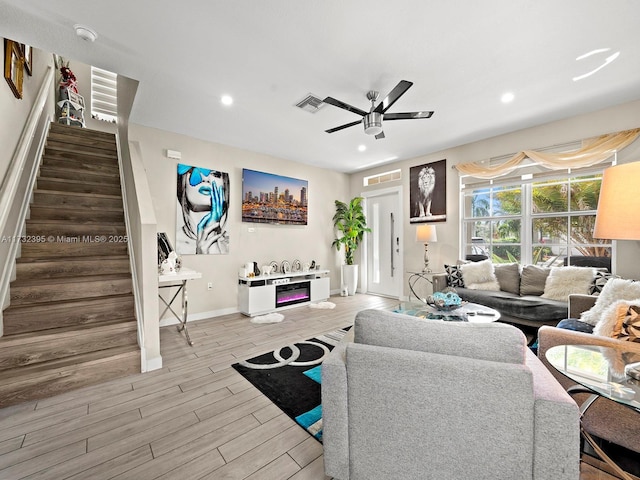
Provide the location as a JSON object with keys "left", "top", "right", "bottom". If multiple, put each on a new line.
{"left": 342, "top": 264, "right": 359, "bottom": 296}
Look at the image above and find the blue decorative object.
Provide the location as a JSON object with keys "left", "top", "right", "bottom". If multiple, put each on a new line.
{"left": 429, "top": 290, "right": 463, "bottom": 311}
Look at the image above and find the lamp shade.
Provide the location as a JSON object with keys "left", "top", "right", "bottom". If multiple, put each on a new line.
{"left": 594, "top": 161, "right": 640, "bottom": 240}
{"left": 416, "top": 224, "right": 437, "bottom": 243}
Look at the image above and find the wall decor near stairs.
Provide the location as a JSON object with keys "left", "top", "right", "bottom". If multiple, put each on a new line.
{"left": 0, "top": 122, "right": 140, "bottom": 408}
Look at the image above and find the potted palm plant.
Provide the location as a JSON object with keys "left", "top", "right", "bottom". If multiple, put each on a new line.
{"left": 332, "top": 197, "right": 371, "bottom": 295}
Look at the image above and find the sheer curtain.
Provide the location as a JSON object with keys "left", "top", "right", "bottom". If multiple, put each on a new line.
{"left": 454, "top": 128, "right": 640, "bottom": 179}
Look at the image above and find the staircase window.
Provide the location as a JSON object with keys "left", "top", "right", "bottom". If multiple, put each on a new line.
{"left": 91, "top": 66, "right": 118, "bottom": 123}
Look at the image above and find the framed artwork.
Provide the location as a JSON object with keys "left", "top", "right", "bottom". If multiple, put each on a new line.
{"left": 4, "top": 39, "right": 24, "bottom": 99}
{"left": 176, "top": 163, "right": 230, "bottom": 255}
{"left": 409, "top": 159, "right": 447, "bottom": 224}
{"left": 22, "top": 44, "right": 32, "bottom": 76}
{"left": 157, "top": 232, "right": 174, "bottom": 265}
{"left": 241, "top": 168, "right": 308, "bottom": 225}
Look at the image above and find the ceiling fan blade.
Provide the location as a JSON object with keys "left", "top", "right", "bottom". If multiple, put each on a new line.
{"left": 384, "top": 111, "right": 434, "bottom": 120}
{"left": 374, "top": 80, "right": 413, "bottom": 114}
{"left": 325, "top": 119, "right": 362, "bottom": 133}
{"left": 322, "top": 97, "right": 368, "bottom": 117}
{"left": 375, "top": 131, "right": 385, "bottom": 140}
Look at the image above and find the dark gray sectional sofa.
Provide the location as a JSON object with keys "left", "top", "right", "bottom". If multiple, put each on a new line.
{"left": 432, "top": 264, "right": 569, "bottom": 329}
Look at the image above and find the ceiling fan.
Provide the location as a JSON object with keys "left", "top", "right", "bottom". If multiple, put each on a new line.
{"left": 323, "top": 80, "right": 434, "bottom": 139}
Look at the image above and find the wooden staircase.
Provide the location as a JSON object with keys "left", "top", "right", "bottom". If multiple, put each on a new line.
{"left": 0, "top": 122, "right": 140, "bottom": 408}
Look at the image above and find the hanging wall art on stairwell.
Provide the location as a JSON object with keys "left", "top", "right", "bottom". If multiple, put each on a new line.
{"left": 176, "top": 163, "right": 230, "bottom": 255}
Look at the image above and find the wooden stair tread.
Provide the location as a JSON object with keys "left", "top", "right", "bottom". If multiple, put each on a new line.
{"left": 0, "top": 346, "right": 140, "bottom": 408}
{"left": 0, "top": 321, "right": 137, "bottom": 347}
{"left": 26, "top": 218, "right": 125, "bottom": 226}
{"left": 39, "top": 165, "right": 120, "bottom": 177}
{"left": 47, "top": 131, "right": 117, "bottom": 149}
{"left": 30, "top": 203, "right": 124, "bottom": 212}
{"left": 32, "top": 189, "right": 121, "bottom": 200}
{"left": 49, "top": 122, "right": 116, "bottom": 140}
{"left": 4, "top": 293, "right": 133, "bottom": 310}
{"left": 0, "top": 345, "right": 139, "bottom": 384}
{"left": 2, "top": 295, "right": 135, "bottom": 336}
{"left": 11, "top": 273, "right": 131, "bottom": 287}
{"left": 37, "top": 175, "right": 118, "bottom": 186}
{"left": 44, "top": 145, "right": 117, "bottom": 161}
{"left": 16, "top": 255, "right": 129, "bottom": 264}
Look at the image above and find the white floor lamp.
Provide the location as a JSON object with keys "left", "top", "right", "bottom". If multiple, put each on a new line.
{"left": 416, "top": 224, "right": 437, "bottom": 272}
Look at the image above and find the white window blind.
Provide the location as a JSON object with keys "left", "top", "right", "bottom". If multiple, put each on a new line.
{"left": 91, "top": 66, "right": 117, "bottom": 123}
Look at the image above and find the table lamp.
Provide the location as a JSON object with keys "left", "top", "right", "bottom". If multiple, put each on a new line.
{"left": 416, "top": 224, "right": 437, "bottom": 272}
{"left": 594, "top": 161, "right": 640, "bottom": 240}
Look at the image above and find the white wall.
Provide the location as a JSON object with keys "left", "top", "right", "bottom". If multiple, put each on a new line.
{"left": 350, "top": 99, "right": 640, "bottom": 298}
{"left": 129, "top": 124, "right": 350, "bottom": 320}
{"left": 0, "top": 42, "right": 53, "bottom": 189}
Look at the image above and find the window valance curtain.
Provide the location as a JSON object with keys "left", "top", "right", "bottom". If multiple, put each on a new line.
{"left": 454, "top": 128, "right": 640, "bottom": 179}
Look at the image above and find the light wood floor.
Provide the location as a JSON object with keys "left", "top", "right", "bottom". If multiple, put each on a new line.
{"left": 0, "top": 294, "right": 628, "bottom": 479}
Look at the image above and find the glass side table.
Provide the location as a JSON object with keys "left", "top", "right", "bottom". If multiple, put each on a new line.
{"left": 407, "top": 271, "right": 444, "bottom": 301}
{"left": 546, "top": 344, "right": 640, "bottom": 480}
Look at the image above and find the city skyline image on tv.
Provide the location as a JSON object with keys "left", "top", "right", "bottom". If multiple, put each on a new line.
{"left": 241, "top": 169, "right": 308, "bottom": 225}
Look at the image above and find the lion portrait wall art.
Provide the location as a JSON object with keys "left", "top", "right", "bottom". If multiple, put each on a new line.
{"left": 410, "top": 159, "right": 447, "bottom": 223}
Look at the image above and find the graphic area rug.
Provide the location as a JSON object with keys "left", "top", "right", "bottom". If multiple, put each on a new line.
{"left": 231, "top": 327, "right": 349, "bottom": 442}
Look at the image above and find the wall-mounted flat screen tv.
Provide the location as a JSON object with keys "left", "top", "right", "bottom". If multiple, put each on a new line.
{"left": 242, "top": 169, "right": 308, "bottom": 225}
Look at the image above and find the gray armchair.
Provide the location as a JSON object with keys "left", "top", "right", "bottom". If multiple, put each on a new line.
{"left": 538, "top": 294, "right": 640, "bottom": 456}
{"left": 322, "top": 309, "right": 580, "bottom": 480}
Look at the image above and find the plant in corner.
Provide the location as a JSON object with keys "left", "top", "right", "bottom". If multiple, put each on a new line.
{"left": 332, "top": 197, "right": 371, "bottom": 295}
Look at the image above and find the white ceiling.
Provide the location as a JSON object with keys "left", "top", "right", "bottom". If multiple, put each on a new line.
{"left": 2, "top": 0, "right": 640, "bottom": 173}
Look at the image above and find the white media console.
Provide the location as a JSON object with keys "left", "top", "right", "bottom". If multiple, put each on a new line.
{"left": 237, "top": 269, "right": 330, "bottom": 316}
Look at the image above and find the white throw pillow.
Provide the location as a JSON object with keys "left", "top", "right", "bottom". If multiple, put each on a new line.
{"left": 541, "top": 266, "right": 595, "bottom": 302}
{"left": 580, "top": 278, "right": 640, "bottom": 326}
{"left": 460, "top": 259, "right": 500, "bottom": 291}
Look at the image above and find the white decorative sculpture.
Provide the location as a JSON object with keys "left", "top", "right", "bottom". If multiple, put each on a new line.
{"left": 161, "top": 251, "right": 179, "bottom": 275}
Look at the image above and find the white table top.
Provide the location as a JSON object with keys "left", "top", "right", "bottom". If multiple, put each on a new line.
{"left": 159, "top": 267, "right": 202, "bottom": 284}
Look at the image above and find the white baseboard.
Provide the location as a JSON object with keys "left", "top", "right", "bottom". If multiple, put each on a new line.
{"left": 140, "top": 347, "right": 163, "bottom": 372}
{"left": 159, "top": 306, "right": 239, "bottom": 327}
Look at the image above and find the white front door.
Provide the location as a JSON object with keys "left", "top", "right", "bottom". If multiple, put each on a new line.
{"left": 365, "top": 188, "right": 402, "bottom": 298}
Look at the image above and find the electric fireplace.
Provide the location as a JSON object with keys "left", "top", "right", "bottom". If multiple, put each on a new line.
{"left": 275, "top": 281, "right": 311, "bottom": 308}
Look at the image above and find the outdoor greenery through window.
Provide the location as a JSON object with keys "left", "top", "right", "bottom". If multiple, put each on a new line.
{"left": 462, "top": 171, "right": 612, "bottom": 268}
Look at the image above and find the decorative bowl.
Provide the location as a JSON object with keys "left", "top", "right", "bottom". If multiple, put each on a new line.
{"left": 429, "top": 302, "right": 465, "bottom": 312}
{"left": 427, "top": 290, "right": 465, "bottom": 311}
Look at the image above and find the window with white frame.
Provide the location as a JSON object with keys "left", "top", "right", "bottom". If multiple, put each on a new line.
{"left": 461, "top": 166, "right": 613, "bottom": 269}
{"left": 90, "top": 66, "right": 117, "bottom": 123}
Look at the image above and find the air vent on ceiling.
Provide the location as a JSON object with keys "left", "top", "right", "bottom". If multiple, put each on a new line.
{"left": 295, "top": 93, "right": 325, "bottom": 113}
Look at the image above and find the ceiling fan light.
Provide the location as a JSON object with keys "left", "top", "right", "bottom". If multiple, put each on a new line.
{"left": 364, "top": 112, "right": 383, "bottom": 135}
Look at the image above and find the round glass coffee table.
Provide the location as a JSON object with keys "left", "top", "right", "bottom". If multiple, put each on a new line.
{"left": 546, "top": 344, "right": 640, "bottom": 480}
{"left": 393, "top": 301, "right": 500, "bottom": 323}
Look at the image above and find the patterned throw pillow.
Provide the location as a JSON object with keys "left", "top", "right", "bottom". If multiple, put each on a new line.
{"left": 444, "top": 264, "right": 465, "bottom": 288}
{"left": 618, "top": 305, "right": 640, "bottom": 342}
{"left": 589, "top": 270, "right": 615, "bottom": 295}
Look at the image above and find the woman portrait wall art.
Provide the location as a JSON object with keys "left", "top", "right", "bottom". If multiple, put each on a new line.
{"left": 176, "top": 163, "right": 230, "bottom": 255}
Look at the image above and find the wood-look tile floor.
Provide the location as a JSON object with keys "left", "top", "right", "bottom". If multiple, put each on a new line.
{"left": 0, "top": 294, "right": 628, "bottom": 479}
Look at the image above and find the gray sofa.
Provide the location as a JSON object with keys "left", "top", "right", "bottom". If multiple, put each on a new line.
{"left": 322, "top": 309, "right": 580, "bottom": 480}
{"left": 432, "top": 264, "right": 570, "bottom": 329}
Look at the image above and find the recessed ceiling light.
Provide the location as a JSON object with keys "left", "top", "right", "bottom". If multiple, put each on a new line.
{"left": 358, "top": 145, "right": 367, "bottom": 152}
{"left": 501, "top": 92, "right": 515, "bottom": 104}
{"left": 74, "top": 24, "right": 98, "bottom": 42}
{"left": 221, "top": 95, "right": 233, "bottom": 106}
